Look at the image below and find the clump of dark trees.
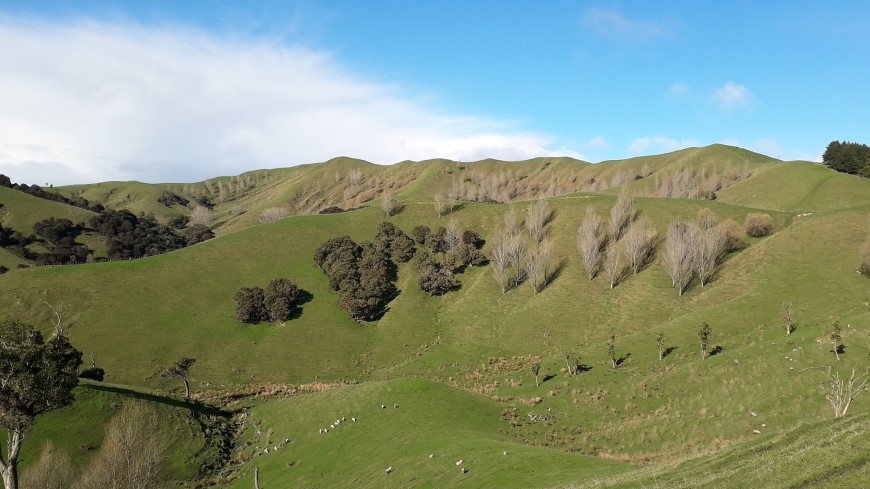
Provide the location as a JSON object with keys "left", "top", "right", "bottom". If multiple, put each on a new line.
{"left": 823, "top": 141, "right": 870, "bottom": 176}
{"left": 234, "top": 278, "right": 305, "bottom": 324}
{"left": 89, "top": 209, "right": 215, "bottom": 260}
{"left": 314, "top": 221, "right": 487, "bottom": 322}
{"left": 413, "top": 225, "right": 486, "bottom": 296}
{"left": 314, "top": 222, "right": 413, "bottom": 322}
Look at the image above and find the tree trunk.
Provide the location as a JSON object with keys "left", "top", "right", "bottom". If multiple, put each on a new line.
{"left": 183, "top": 378, "right": 191, "bottom": 399}
{"left": 833, "top": 341, "right": 840, "bottom": 361}
{"left": 254, "top": 466, "right": 261, "bottom": 489}
{"left": 1, "top": 467, "right": 17, "bottom": 489}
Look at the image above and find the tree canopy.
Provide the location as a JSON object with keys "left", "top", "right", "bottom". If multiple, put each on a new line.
{"left": 823, "top": 140, "right": 870, "bottom": 176}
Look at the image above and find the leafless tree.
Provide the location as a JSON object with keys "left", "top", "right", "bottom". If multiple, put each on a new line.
{"left": 662, "top": 221, "right": 694, "bottom": 295}
{"left": 808, "top": 367, "right": 869, "bottom": 418}
{"left": 507, "top": 233, "right": 528, "bottom": 287}
{"left": 21, "top": 442, "right": 72, "bottom": 489}
{"left": 189, "top": 205, "right": 213, "bottom": 226}
{"left": 656, "top": 333, "right": 665, "bottom": 361}
{"left": 531, "top": 362, "right": 541, "bottom": 387}
{"left": 45, "top": 301, "right": 70, "bottom": 337}
{"left": 76, "top": 402, "right": 166, "bottom": 489}
{"left": 622, "top": 218, "right": 657, "bottom": 275}
{"left": 525, "top": 198, "right": 550, "bottom": 243}
{"left": 603, "top": 243, "right": 623, "bottom": 289}
{"left": 259, "top": 207, "right": 289, "bottom": 224}
{"left": 526, "top": 238, "right": 552, "bottom": 296}
{"left": 607, "top": 335, "right": 617, "bottom": 369}
{"left": 692, "top": 224, "right": 726, "bottom": 287}
{"left": 161, "top": 358, "right": 196, "bottom": 399}
{"left": 489, "top": 231, "right": 512, "bottom": 293}
{"left": 434, "top": 194, "right": 448, "bottom": 218}
{"left": 503, "top": 206, "right": 521, "bottom": 238}
{"left": 565, "top": 352, "right": 579, "bottom": 376}
{"left": 445, "top": 219, "right": 461, "bottom": 252}
{"left": 782, "top": 301, "right": 795, "bottom": 336}
{"left": 380, "top": 192, "right": 395, "bottom": 217}
{"left": 348, "top": 168, "right": 363, "bottom": 187}
{"left": 609, "top": 187, "right": 635, "bottom": 241}
{"left": 577, "top": 207, "right": 604, "bottom": 280}
{"left": 697, "top": 207, "right": 718, "bottom": 230}
{"left": 745, "top": 212, "right": 774, "bottom": 237}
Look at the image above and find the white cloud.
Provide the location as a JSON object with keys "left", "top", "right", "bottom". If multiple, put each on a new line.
{"left": 712, "top": 82, "right": 754, "bottom": 109}
{"left": 0, "top": 18, "right": 576, "bottom": 185}
{"left": 581, "top": 135, "right": 609, "bottom": 151}
{"left": 627, "top": 136, "right": 700, "bottom": 155}
{"left": 582, "top": 8, "right": 672, "bottom": 41}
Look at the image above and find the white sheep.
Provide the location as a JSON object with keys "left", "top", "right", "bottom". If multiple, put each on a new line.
{"left": 352, "top": 417, "right": 357, "bottom": 422}
{"left": 385, "top": 466, "right": 393, "bottom": 474}
{"left": 456, "top": 459, "right": 463, "bottom": 466}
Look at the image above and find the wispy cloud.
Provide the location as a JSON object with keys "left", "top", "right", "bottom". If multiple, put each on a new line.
{"left": 712, "top": 82, "right": 754, "bottom": 109}
{"left": 668, "top": 82, "right": 692, "bottom": 97}
{"left": 581, "top": 8, "right": 673, "bottom": 41}
{"left": 627, "top": 136, "right": 700, "bottom": 155}
{"left": 0, "top": 18, "right": 578, "bottom": 185}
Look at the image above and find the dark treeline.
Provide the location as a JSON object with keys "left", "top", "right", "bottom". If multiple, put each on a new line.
{"left": 0, "top": 174, "right": 104, "bottom": 212}
{"left": 823, "top": 141, "right": 870, "bottom": 176}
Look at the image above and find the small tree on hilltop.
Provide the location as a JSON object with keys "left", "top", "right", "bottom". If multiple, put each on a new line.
{"left": 830, "top": 321, "right": 842, "bottom": 361}
{"left": 699, "top": 322, "right": 712, "bottom": 360}
{"left": 0, "top": 320, "right": 82, "bottom": 489}
{"left": 161, "top": 358, "right": 196, "bottom": 399}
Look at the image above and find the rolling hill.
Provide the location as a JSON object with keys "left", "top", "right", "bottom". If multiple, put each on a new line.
{"left": 0, "top": 145, "right": 867, "bottom": 488}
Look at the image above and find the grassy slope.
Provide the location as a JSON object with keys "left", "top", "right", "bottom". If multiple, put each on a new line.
{"left": 227, "top": 379, "right": 628, "bottom": 489}
{"left": 21, "top": 381, "right": 220, "bottom": 485}
{"left": 3, "top": 148, "right": 869, "bottom": 488}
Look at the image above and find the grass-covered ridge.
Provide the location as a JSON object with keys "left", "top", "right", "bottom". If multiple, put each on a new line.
{"left": 1, "top": 146, "right": 868, "bottom": 487}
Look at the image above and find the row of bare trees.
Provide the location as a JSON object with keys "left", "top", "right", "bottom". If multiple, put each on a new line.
{"left": 489, "top": 200, "right": 556, "bottom": 295}
{"left": 23, "top": 402, "right": 166, "bottom": 489}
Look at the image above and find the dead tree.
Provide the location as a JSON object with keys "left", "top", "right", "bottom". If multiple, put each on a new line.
{"left": 161, "top": 358, "right": 196, "bottom": 399}
{"left": 818, "top": 368, "right": 869, "bottom": 418}
{"left": 662, "top": 221, "right": 694, "bottom": 295}
{"left": 489, "top": 231, "right": 512, "bottom": 293}
{"left": 656, "top": 332, "right": 665, "bottom": 361}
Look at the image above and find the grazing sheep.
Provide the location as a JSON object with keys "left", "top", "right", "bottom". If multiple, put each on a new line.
{"left": 750, "top": 411, "right": 757, "bottom": 417}
{"left": 461, "top": 468, "right": 468, "bottom": 474}
{"left": 394, "top": 404, "right": 400, "bottom": 408}
{"left": 456, "top": 460, "right": 463, "bottom": 466}
{"left": 502, "top": 451, "right": 508, "bottom": 456}
{"left": 342, "top": 417, "right": 346, "bottom": 421}
{"left": 753, "top": 429, "right": 762, "bottom": 434}
{"left": 429, "top": 454, "right": 434, "bottom": 458}
{"left": 381, "top": 404, "right": 386, "bottom": 409}
{"left": 385, "top": 467, "right": 393, "bottom": 474}
{"left": 352, "top": 417, "right": 357, "bottom": 422}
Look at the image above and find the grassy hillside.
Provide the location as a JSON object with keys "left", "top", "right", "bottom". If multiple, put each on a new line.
{"left": 3, "top": 146, "right": 869, "bottom": 488}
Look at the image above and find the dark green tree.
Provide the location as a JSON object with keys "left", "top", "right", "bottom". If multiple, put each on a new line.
{"left": 699, "top": 322, "right": 712, "bottom": 360}
{"left": 234, "top": 286, "right": 267, "bottom": 324}
{"left": 264, "top": 278, "right": 300, "bottom": 322}
{"left": 0, "top": 320, "right": 82, "bottom": 489}
{"left": 411, "top": 225, "right": 431, "bottom": 245}
{"left": 375, "top": 222, "right": 416, "bottom": 263}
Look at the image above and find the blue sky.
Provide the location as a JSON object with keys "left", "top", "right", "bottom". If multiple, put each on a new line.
{"left": 0, "top": 1, "right": 868, "bottom": 184}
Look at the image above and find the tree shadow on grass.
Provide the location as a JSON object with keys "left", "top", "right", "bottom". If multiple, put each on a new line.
{"left": 709, "top": 345, "right": 725, "bottom": 357}
{"left": 544, "top": 258, "right": 569, "bottom": 288}
{"left": 541, "top": 373, "right": 557, "bottom": 384}
{"left": 81, "top": 382, "right": 227, "bottom": 417}
{"left": 388, "top": 204, "right": 406, "bottom": 217}
{"left": 287, "top": 289, "right": 314, "bottom": 321}
{"left": 616, "top": 353, "right": 632, "bottom": 367}
{"left": 662, "top": 346, "right": 678, "bottom": 359}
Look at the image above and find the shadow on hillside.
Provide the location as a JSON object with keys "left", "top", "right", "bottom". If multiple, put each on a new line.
{"left": 545, "top": 258, "right": 569, "bottom": 288}
{"left": 542, "top": 373, "right": 557, "bottom": 384}
{"left": 709, "top": 345, "right": 724, "bottom": 357}
{"left": 662, "top": 346, "right": 678, "bottom": 359}
{"left": 389, "top": 204, "right": 406, "bottom": 216}
{"left": 288, "top": 289, "right": 314, "bottom": 321}
{"left": 82, "top": 383, "right": 226, "bottom": 417}
{"left": 616, "top": 353, "right": 631, "bottom": 366}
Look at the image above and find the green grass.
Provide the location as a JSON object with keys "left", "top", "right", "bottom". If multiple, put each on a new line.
{"left": 3, "top": 146, "right": 870, "bottom": 488}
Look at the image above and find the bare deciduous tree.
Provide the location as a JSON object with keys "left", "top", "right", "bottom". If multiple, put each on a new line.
{"left": 577, "top": 207, "right": 604, "bottom": 280}
{"left": 489, "top": 231, "right": 512, "bottom": 293}
{"left": 525, "top": 199, "right": 550, "bottom": 243}
{"left": 189, "top": 205, "right": 213, "bottom": 226}
{"left": 609, "top": 187, "right": 635, "bottom": 241}
{"left": 782, "top": 301, "right": 795, "bottom": 336}
{"left": 692, "top": 224, "right": 726, "bottom": 287}
{"left": 507, "top": 233, "right": 528, "bottom": 287}
{"left": 830, "top": 321, "right": 842, "bottom": 361}
{"left": 656, "top": 332, "right": 665, "bottom": 361}
{"left": 45, "top": 301, "right": 70, "bottom": 336}
{"left": 380, "top": 192, "right": 395, "bottom": 217}
{"left": 434, "top": 194, "right": 448, "bottom": 218}
{"left": 503, "top": 206, "right": 520, "bottom": 238}
{"left": 622, "top": 218, "right": 656, "bottom": 275}
{"left": 607, "top": 335, "right": 617, "bottom": 369}
{"left": 603, "top": 243, "right": 623, "bottom": 289}
{"left": 662, "top": 221, "right": 694, "bottom": 295}
{"left": 76, "top": 402, "right": 166, "bottom": 489}
{"left": 259, "top": 207, "right": 289, "bottom": 224}
{"left": 21, "top": 442, "right": 72, "bottom": 489}
{"left": 445, "top": 219, "right": 461, "bottom": 253}
{"left": 526, "top": 239, "right": 552, "bottom": 296}
{"left": 818, "top": 368, "right": 869, "bottom": 418}
{"left": 565, "top": 352, "right": 579, "bottom": 376}
{"left": 531, "top": 362, "right": 541, "bottom": 387}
